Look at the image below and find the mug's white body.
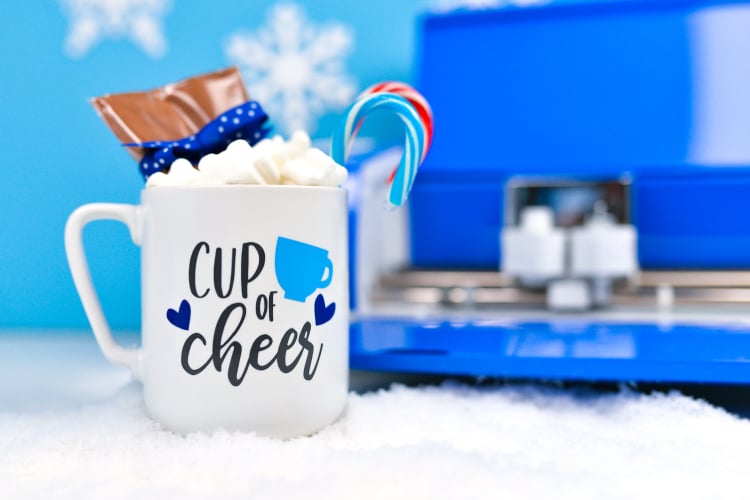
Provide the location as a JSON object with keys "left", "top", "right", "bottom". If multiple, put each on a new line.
{"left": 67, "top": 186, "right": 349, "bottom": 437}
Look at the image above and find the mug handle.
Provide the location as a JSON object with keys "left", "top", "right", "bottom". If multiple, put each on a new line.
{"left": 319, "top": 256, "right": 333, "bottom": 288}
{"left": 64, "top": 203, "right": 143, "bottom": 380}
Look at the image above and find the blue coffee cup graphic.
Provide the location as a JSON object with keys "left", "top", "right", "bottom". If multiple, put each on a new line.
{"left": 275, "top": 236, "right": 333, "bottom": 302}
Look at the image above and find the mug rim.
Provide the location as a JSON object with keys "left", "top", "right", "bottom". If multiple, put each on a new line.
{"left": 141, "top": 184, "right": 345, "bottom": 193}
{"left": 141, "top": 184, "right": 347, "bottom": 201}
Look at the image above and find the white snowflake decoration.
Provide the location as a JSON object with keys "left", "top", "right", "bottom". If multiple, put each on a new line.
{"left": 225, "top": 3, "right": 357, "bottom": 136}
{"left": 60, "top": 0, "right": 171, "bottom": 58}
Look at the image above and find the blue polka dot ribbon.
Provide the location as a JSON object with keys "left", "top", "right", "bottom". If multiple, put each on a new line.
{"left": 123, "top": 101, "right": 271, "bottom": 180}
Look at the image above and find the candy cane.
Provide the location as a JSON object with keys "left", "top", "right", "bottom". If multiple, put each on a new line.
{"left": 359, "top": 82, "right": 434, "bottom": 159}
{"left": 331, "top": 85, "right": 432, "bottom": 208}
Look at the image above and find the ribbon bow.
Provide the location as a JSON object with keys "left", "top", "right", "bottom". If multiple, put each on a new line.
{"left": 124, "top": 101, "right": 271, "bottom": 179}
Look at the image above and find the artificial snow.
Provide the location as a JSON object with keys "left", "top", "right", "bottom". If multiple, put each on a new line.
{"left": 2, "top": 378, "right": 750, "bottom": 499}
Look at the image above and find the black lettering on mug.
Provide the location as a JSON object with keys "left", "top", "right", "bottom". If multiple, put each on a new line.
{"left": 268, "top": 291, "right": 277, "bottom": 322}
{"left": 188, "top": 242, "right": 265, "bottom": 300}
{"left": 212, "top": 302, "right": 245, "bottom": 371}
{"left": 213, "top": 247, "right": 236, "bottom": 299}
{"left": 254, "top": 290, "right": 278, "bottom": 322}
{"left": 179, "top": 303, "right": 324, "bottom": 386}
{"left": 255, "top": 293, "right": 269, "bottom": 321}
{"left": 276, "top": 327, "right": 303, "bottom": 373}
{"left": 181, "top": 332, "right": 211, "bottom": 374}
{"left": 180, "top": 302, "right": 246, "bottom": 379}
{"left": 241, "top": 242, "right": 265, "bottom": 299}
{"left": 188, "top": 242, "right": 210, "bottom": 299}
{"left": 299, "top": 322, "right": 323, "bottom": 380}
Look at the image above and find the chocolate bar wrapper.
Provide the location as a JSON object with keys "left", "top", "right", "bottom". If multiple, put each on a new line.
{"left": 91, "top": 67, "right": 249, "bottom": 162}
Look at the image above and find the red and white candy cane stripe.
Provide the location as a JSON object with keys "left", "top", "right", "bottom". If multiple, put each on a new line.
{"left": 332, "top": 81, "right": 434, "bottom": 207}
{"left": 332, "top": 92, "right": 427, "bottom": 208}
{"left": 358, "top": 82, "right": 434, "bottom": 160}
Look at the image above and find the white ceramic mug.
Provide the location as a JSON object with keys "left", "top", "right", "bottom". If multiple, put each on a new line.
{"left": 65, "top": 186, "right": 349, "bottom": 437}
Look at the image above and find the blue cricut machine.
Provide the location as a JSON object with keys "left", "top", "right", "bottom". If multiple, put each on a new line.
{"left": 348, "top": 0, "right": 750, "bottom": 383}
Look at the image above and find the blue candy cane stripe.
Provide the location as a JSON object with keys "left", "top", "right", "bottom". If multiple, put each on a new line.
{"left": 389, "top": 120, "right": 417, "bottom": 207}
{"left": 400, "top": 114, "right": 420, "bottom": 197}
{"left": 331, "top": 93, "right": 426, "bottom": 208}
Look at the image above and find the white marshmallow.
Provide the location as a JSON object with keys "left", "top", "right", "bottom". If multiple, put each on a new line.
{"left": 253, "top": 156, "right": 281, "bottom": 185}
{"left": 325, "top": 164, "right": 349, "bottom": 187}
{"left": 286, "top": 130, "right": 311, "bottom": 160}
{"left": 300, "top": 148, "right": 348, "bottom": 187}
{"left": 147, "top": 132, "right": 347, "bottom": 188}
{"left": 221, "top": 140, "right": 264, "bottom": 184}
{"left": 145, "top": 171, "right": 170, "bottom": 187}
{"left": 198, "top": 140, "right": 265, "bottom": 185}
{"left": 253, "top": 137, "right": 288, "bottom": 172}
{"left": 280, "top": 147, "right": 348, "bottom": 187}
{"left": 146, "top": 158, "right": 202, "bottom": 187}
{"left": 195, "top": 153, "right": 226, "bottom": 186}
{"left": 281, "top": 158, "right": 323, "bottom": 186}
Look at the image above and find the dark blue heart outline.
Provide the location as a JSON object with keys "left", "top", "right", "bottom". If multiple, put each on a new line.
{"left": 167, "top": 299, "right": 191, "bottom": 331}
{"left": 314, "top": 294, "right": 336, "bottom": 326}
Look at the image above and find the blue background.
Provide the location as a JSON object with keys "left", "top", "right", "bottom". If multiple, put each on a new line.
{"left": 0, "top": 0, "right": 430, "bottom": 329}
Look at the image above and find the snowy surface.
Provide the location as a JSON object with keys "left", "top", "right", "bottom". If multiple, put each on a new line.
{"left": 2, "top": 331, "right": 750, "bottom": 499}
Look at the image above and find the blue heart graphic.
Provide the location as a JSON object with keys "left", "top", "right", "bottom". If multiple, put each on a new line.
{"left": 314, "top": 294, "right": 336, "bottom": 326}
{"left": 167, "top": 300, "right": 191, "bottom": 331}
